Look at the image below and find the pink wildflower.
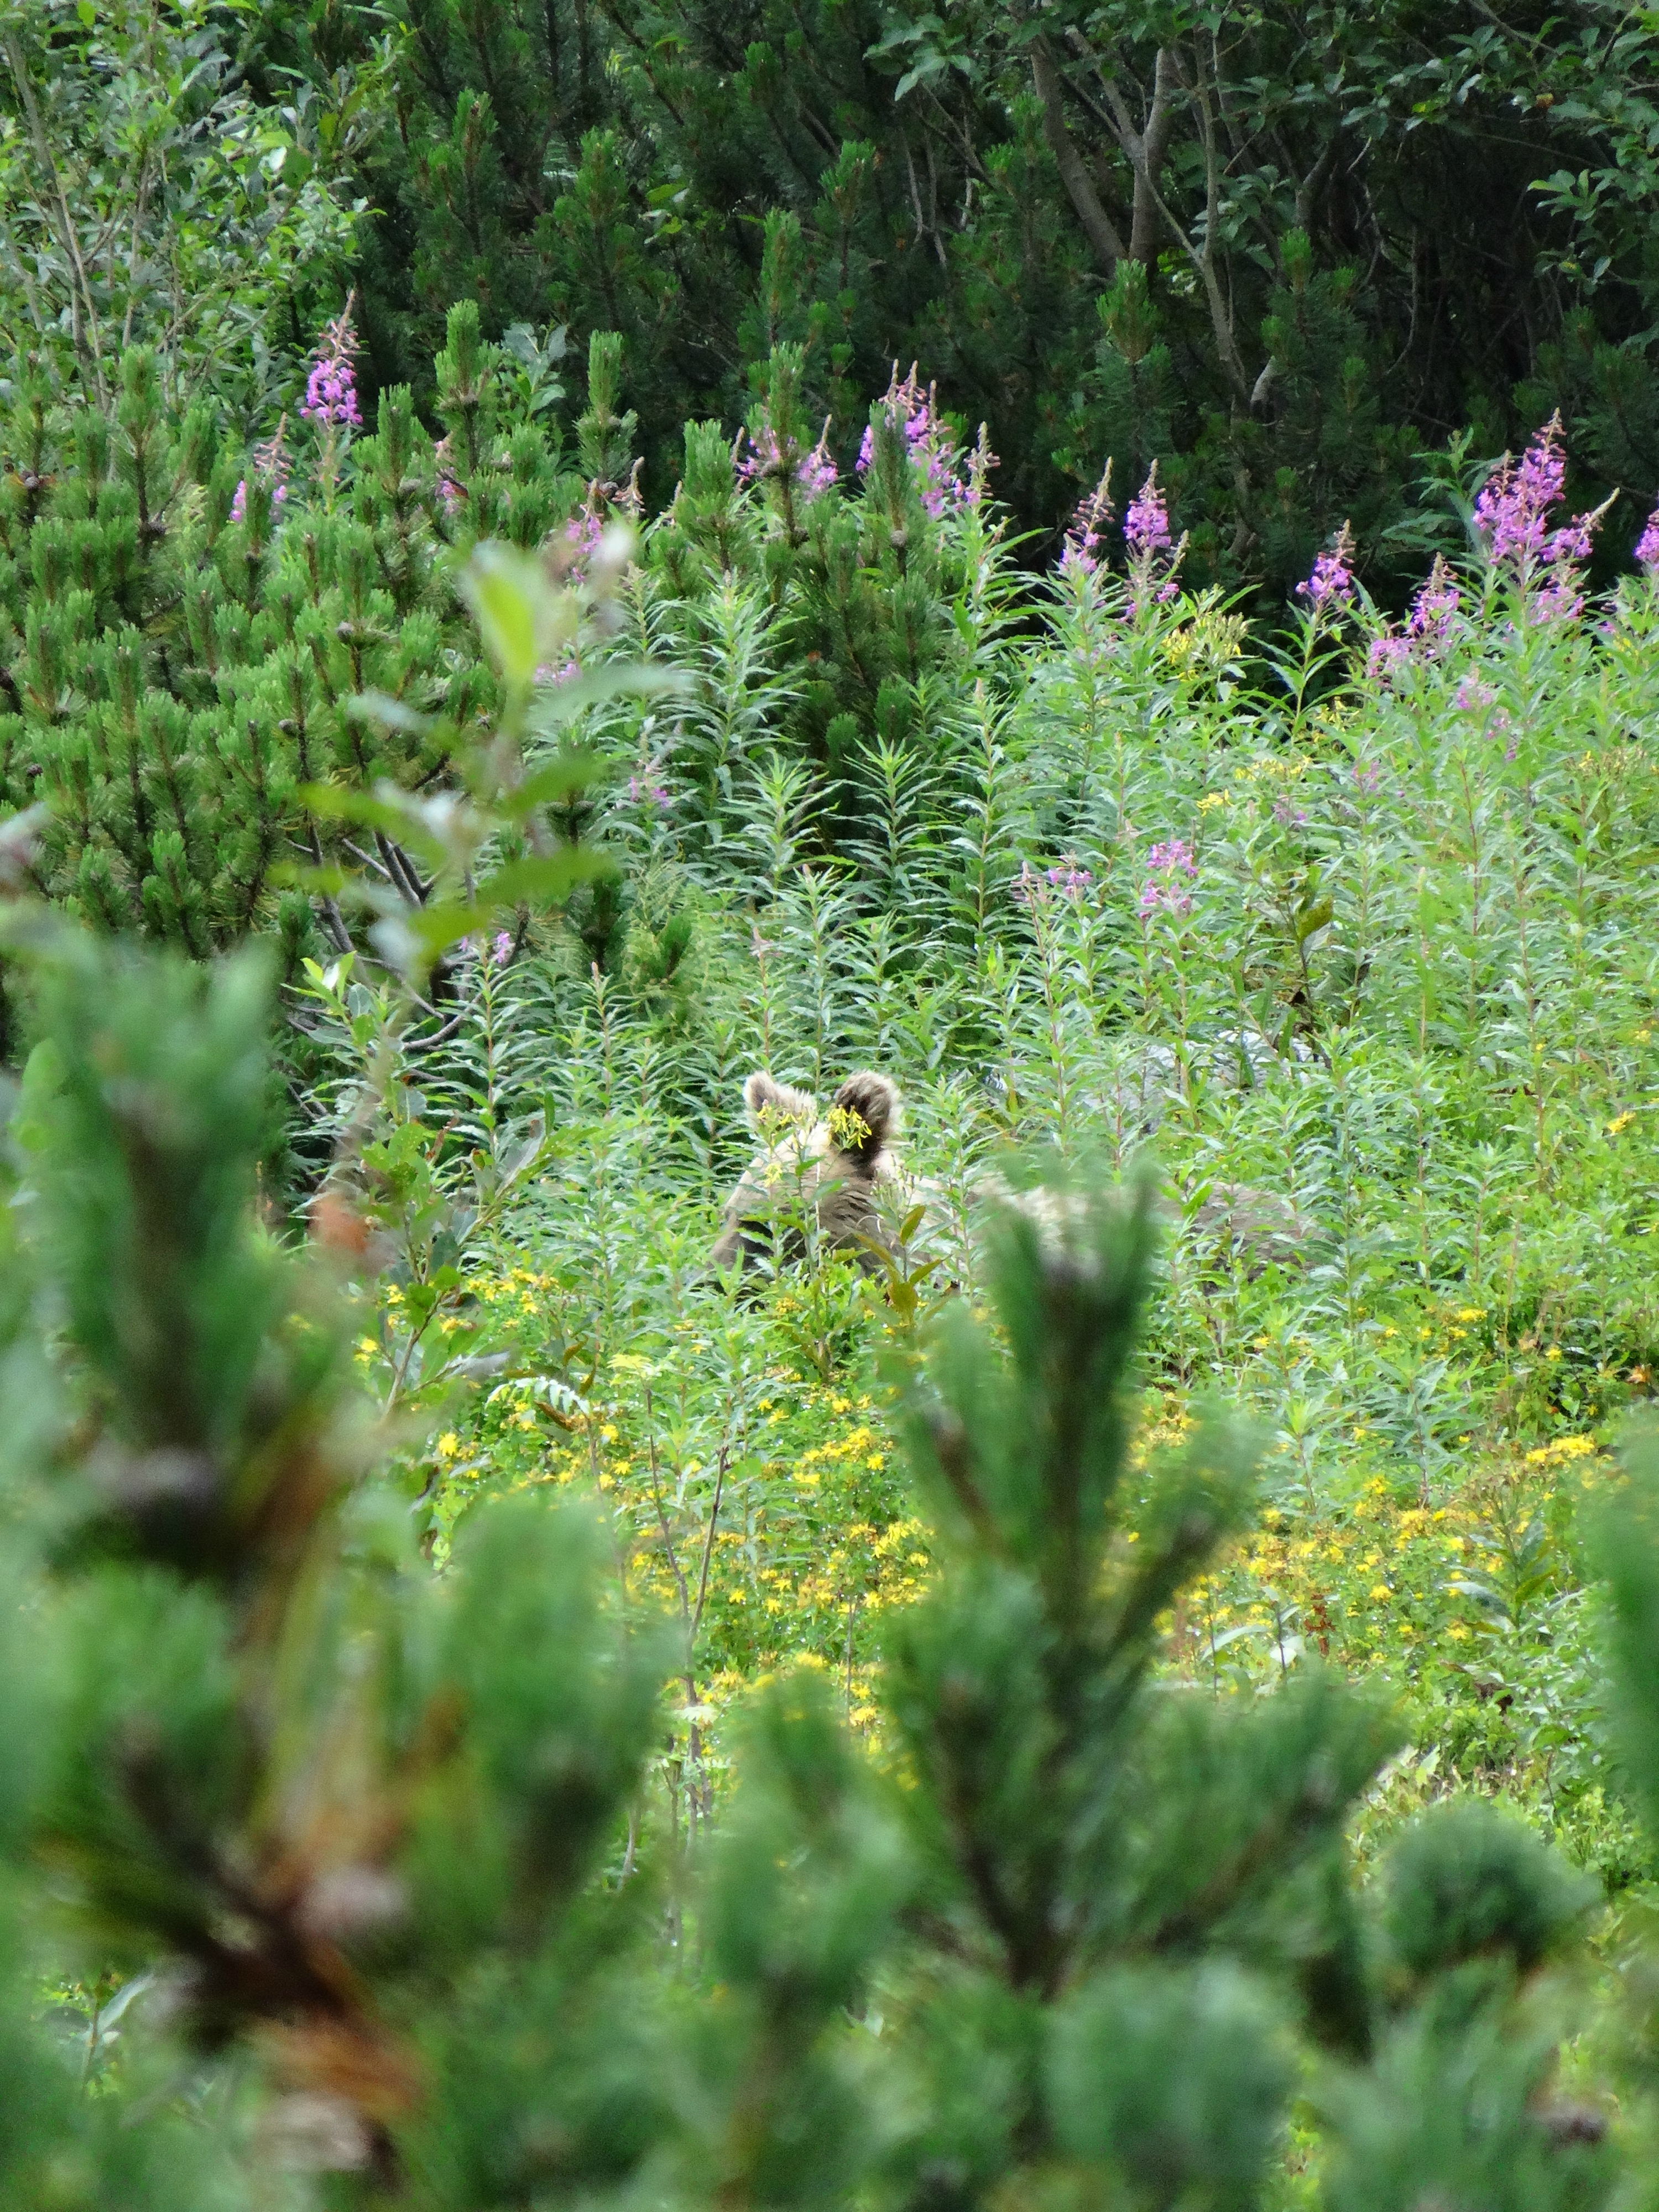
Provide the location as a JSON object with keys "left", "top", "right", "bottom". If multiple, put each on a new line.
{"left": 799, "top": 421, "right": 838, "bottom": 495}
{"left": 1407, "top": 558, "right": 1461, "bottom": 644}
{"left": 1454, "top": 674, "right": 1516, "bottom": 755}
{"left": 1474, "top": 414, "right": 1601, "bottom": 611}
{"left": 1297, "top": 521, "right": 1356, "bottom": 611}
{"left": 1474, "top": 414, "right": 1565, "bottom": 569}
{"left": 739, "top": 413, "right": 838, "bottom": 495}
{"left": 492, "top": 930, "right": 514, "bottom": 966}
{"left": 1532, "top": 575, "right": 1585, "bottom": 623}
{"left": 301, "top": 294, "right": 362, "bottom": 431}
{"left": 1124, "top": 463, "right": 1172, "bottom": 559}
{"left": 964, "top": 424, "right": 999, "bottom": 509}
{"left": 1116, "top": 461, "right": 1187, "bottom": 613}
{"left": 855, "top": 364, "right": 967, "bottom": 518}
{"left": 434, "top": 434, "right": 463, "bottom": 516}
{"left": 1062, "top": 462, "right": 1114, "bottom": 576}
{"left": 561, "top": 503, "right": 604, "bottom": 585}
{"left": 1367, "top": 557, "right": 1462, "bottom": 686}
{"left": 1637, "top": 502, "right": 1659, "bottom": 572}
{"left": 1139, "top": 837, "right": 1198, "bottom": 919}
{"left": 231, "top": 416, "right": 290, "bottom": 527}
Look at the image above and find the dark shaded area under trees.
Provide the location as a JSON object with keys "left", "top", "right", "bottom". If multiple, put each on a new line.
{"left": 248, "top": 0, "right": 1659, "bottom": 599}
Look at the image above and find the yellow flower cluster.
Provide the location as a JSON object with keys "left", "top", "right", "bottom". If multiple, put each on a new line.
{"left": 1524, "top": 1433, "right": 1597, "bottom": 1467}
{"left": 1162, "top": 611, "right": 1246, "bottom": 682}
{"left": 791, "top": 1423, "right": 888, "bottom": 1489}
{"left": 1177, "top": 1438, "right": 1611, "bottom": 1689}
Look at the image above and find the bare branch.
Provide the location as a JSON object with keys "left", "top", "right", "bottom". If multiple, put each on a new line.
{"left": 1031, "top": 36, "right": 1126, "bottom": 273}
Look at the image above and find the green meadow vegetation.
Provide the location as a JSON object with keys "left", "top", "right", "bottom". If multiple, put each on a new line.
{"left": 11, "top": 1, "right": 1659, "bottom": 2202}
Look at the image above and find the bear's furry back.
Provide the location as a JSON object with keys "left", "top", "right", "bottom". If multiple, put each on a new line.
{"left": 711, "top": 1071, "right": 904, "bottom": 1274}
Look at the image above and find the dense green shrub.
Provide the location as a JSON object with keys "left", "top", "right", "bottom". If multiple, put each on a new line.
{"left": 0, "top": 0, "right": 378, "bottom": 418}
{"left": 236, "top": 0, "right": 1659, "bottom": 586}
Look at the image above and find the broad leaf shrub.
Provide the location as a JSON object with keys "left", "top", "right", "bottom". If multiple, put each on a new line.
{"left": 0, "top": 0, "right": 380, "bottom": 415}
{"left": 0, "top": 925, "right": 1646, "bottom": 2208}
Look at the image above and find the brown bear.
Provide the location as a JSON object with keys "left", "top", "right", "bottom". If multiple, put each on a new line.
{"left": 710, "top": 1070, "right": 907, "bottom": 1277}
{"left": 711, "top": 1067, "right": 1316, "bottom": 1286}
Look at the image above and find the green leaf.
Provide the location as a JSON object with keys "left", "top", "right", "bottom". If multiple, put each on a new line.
{"left": 502, "top": 749, "right": 605, "bottom": 816}
{"left": 461, "top": 542, "right": 569, "bottom": 690}
{"left": 472, "top": 850, "right": 615, "bottom": 910}
{"left": 525, "top": 662, "right": 686, "bottom": 737}
{"left": 393, "top": 849, "right": 615, "bottom": 961}
{"left": 347, "top": 690, "right": 436, "bottom": 737}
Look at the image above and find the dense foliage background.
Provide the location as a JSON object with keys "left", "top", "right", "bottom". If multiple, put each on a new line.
{"left": 10, "top": 1, "right": 1659, "bottom": 2204}
{"left": 10, "top": 0, "right": 1659, "bottom": 594}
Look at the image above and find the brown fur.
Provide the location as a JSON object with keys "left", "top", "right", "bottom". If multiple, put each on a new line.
{"left": 711, "top": 1065, "right": 1315, "bottom": 1286}
{"left": 711, "top": 1071, "right": 905, "bottom": 1276}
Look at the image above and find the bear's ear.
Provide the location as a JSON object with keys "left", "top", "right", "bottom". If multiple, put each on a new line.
{"left": 830, "top": 1072, "right": 900, "bottom": 1161}
{"left": 744, "top": 1071, "right": 817, "bottom": 1133}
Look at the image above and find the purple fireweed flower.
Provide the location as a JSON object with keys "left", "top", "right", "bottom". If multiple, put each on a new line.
{"left": 629, "top": 772, "right": 671, "bottom": 810}
{"left": 1016, "top": 856, "right": 1094, "bottom": 910}
{"left": 1474, "top": 413, "right": 1563, "bottom": 569}
{"left": 799, "top": 421, "right": 838, "bottom": 495}
{"left": 739, "top": 413, "right": 838, "bottom": 495}
{"left": 231, "top": 415, "right": 290, "bottom": 526}
{"left": 492, "top": 930, "right": 514, "bottom": 966}
{"left": 1139, "top": 836, "right": 1198, "bottom": 919}
{"left": 1473, "top": 413, "right": 1602, "bottom": 605}
{"left": 1113, "top": 460, "right": 1187, "bottom": 614}
{"left": 1532, "top": 575, "right": 1585, "bottom": 623}
{"left": 1124, "top": 463, "right": 1172, "bottom": 559}
{"left": 231, "top": 476, "right": 288, "bottom": 524}
{"left": 534, "top": 657, "right": 582, "bottom": 687}
{"left": 964, "top": 422, "right": 999, "bottom": 509}
{"left": 1045, "top": 858, "right": 1093, "bottom": 902}
{"left": 1637, "top": 502, "right": 1659, "bottom": 572}
{"left": 1368, "top": 557, "right": 1462, "bottom": 685}
{"left": 856, "top": 363, "right": 967, "bottom": 518}
{"left": 1408, "top": 557, "right": 1461, "bottom": 643}
{"left": 1297, "top": 521, "right": 1356, "bottom": 610}
{"left": 1062, "top": 461, "right": 1114, "bottom": 576}
{"left": 561, "top": 503, "right": 605, "bottom": 586}
{"left": 301, "top": 295, "right": 362, "bottom": 431}
{"left": 433, "top": 434, "right": 463, "bottom": 515}
{"left": 1455, "top": 673, "right": 1516, "bottom": 755}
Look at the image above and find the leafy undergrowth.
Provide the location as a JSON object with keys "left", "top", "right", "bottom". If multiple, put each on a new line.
{"left": 320, "top": 441, "right": 1659, "bottom": 1896}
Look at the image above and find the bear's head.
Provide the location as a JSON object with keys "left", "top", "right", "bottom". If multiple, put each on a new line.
{"left": 710, "top": 1070, "right": 903, "bottom": 1276}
